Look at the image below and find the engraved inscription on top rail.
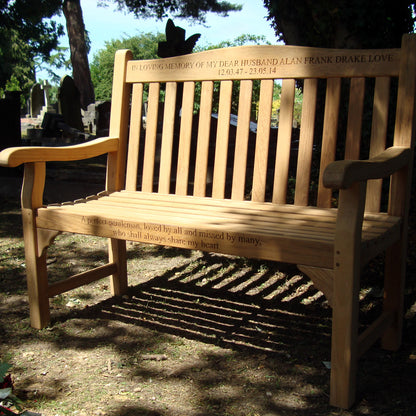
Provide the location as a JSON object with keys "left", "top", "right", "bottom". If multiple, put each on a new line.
{"left": 131, "top": 52, "right": 395, "bottom": 78}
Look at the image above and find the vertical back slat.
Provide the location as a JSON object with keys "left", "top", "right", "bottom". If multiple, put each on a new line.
{"left": 294, "top": 78, "right": 318, "bottom": 206}
{"left": 389, "top": 34, "right": 416, "bottom": 217}
{"left": 366, "top": 77, "right": 391, "bottom": 212}
{"left": 392, "top": 36, "right": 416, "bottom": 149}
{"left": 317, "top": 78, "right": 341, "bottom": 208}
{"left": 125, "top": 83, "right": 143, "bottom": 191}
{"left": 273, "top": 78, "right": 295, "bottom": 204}
{"left": 176, "top": 81, "right": 195, "bottom": 195}
{"left": 344, "top": 77, "right": 365, "bottom": 160}
{"left": 106, "top": 49, "right": 133, "bottom": 192}
{"left": 194, "top": 81, "right": 214, "bottom": 197}
{"left": 231, "top": 80, "right": 253, "bottom": 200}
{"left": 158, "top": 82, "right": 177, "bottom": 193}
{"left": 141, "top": 82, "right": 160, "bottom": 192}
{"left": 212, "top": 80, "right": 233, "bottom": 199}
{"left": 252, "top": 79, "right": 274, "bottom": 202}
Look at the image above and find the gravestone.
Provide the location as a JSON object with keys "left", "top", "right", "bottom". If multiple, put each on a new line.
{"left": 29, "top": 83, "right": 44, "bottom": 118}
{"left": 42, "top": 80, "right": 52, "bottom": 111}
{"left": 58, "top": 75, "right": 84, "bottom": 131}
{"left": 81, "top": 101, "right": 112, "bottom": 137}
{"left": 82, "top": 102, "right": 97, "bottom": 134}
{"left": 96, "top": 101, "right": 111, "bottom": 137}
{"left": 37, "top": 80, "right": 56, "bottom": 121}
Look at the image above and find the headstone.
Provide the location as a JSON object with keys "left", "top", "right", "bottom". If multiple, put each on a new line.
{"left": 42, "top": 80, "right": 52, "bottom": 108}
{"left": 82, "top": 102, "right": 97, "bottom": 134}
{"left": 96, "top": 101, "right": 111, "bottom": 137}
{"left": 80, "top": 101, "right": 111, "bottom": 137}
{"left": 37, "top": 80, "right": 56, "bottom": 121}
{"left": 29, "top": 83, "right": 44, "bottom": 118}
{"left": 58, "top": 75, "right": 84, "bottom": 131}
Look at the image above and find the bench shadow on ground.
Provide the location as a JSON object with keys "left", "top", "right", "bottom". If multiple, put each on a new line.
{"left": 96, "top": 255, "right": 332, "bottom": 354}
{"left": 56, "top": 256, "right": 336, "bottom": 414}
{"left": 46, "top": 250, "right": 416, "bottom": 415}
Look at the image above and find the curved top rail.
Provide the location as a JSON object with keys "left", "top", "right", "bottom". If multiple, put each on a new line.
{"left": 125, "top": 44, "right": 401, "bottom": 83}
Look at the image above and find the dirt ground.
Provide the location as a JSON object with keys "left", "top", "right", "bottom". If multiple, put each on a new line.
{"left": 0, "top": 162, "right": 415, "bottom": 416}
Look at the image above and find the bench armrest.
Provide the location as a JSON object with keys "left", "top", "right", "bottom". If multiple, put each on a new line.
{"left": 323, "top": 146, "right": 411, "bottom": 189}
{"left": 0, "top": 136, "right": 119, "bottom": 168}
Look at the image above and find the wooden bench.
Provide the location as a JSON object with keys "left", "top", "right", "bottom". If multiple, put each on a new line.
{"left": 1, "top": 34, "right": 415, "bottom": 408}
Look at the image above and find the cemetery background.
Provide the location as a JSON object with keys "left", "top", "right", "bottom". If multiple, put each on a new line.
{"left": 18, "top": 75, "right": 111, "bottom": 147}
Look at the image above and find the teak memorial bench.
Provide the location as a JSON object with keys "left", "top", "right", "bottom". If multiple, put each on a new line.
{"left": 1, "top": 34, "right": 415, "bottom": 408}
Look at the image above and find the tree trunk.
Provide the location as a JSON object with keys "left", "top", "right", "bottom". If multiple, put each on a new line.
{"left": 63, "top": 0, "right": 95, "bottom": 109}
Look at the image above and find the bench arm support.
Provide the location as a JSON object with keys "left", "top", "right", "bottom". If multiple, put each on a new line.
{"left": 323, "top": 146, "right": 411, "bottom": 189}
{"left": 0, "top": 136, "right": 120, "bottom": 168}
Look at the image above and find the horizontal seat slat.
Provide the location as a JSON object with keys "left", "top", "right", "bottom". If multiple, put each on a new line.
{"left": 87, "top": 195, "right": 339, "bottom": 225}
{"left": 103, "top": 191, "right": 401, "bottom": 227}
{"left": 41, "top": 200, "right": 337, "bottom": 241}
{"left": 77, "top": 194, "right": 396, "bottom": 236}
{"left": 50, "top": 191, "right": 399, "bottom": 234}
{"left": 53, "top": 191, "right": 399, "bottom": 226}
{"left": 43, "top": 201, "right": 395, "bottom": 245}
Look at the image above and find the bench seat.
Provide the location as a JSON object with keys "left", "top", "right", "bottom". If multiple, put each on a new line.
{"left": 37, "top": 191, "right": 401, "bottom": 270}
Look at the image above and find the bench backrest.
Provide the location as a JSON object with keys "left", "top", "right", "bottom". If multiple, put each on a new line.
{"left": 107, "top": 35, "right": 416, "bottom": 215}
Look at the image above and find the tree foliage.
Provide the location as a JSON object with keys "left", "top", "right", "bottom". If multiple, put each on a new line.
{"left": 263, "top": 0, "right": 415, "bottom": 48}
{"left": 91, "top": 32, "right": 166, "bottom": 101}
{"left": 196, "top": 33, "right": 270, "bottom": 51}
{"left": 0, "top": 0, "right": 64, "bottom": 94}
{"left": 98, "top": 0, "right": 242, "bottom": 22}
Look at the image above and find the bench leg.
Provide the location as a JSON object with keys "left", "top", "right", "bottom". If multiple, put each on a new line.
{"left": 330, "top": 182, "right": 364, "bottom": 408}
{"left": 330, "top": 263, "right": 360, "bottom": 408}
{"left": 22, "top": 210, "right": 50, "bottom": 329}
{"left": 381, "top": 240, "right": 406, "bottom": 350}
{"left": 108, "top": 238, "right": 128, "bottom": 295}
